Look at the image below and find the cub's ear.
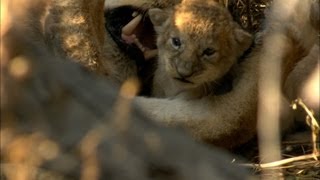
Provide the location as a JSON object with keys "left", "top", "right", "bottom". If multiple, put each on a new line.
{"left": 148, "top": 8, "right": 169, "bottom": 32}
{"left": 234, "top": 28, "right": 253, "bottom": 54}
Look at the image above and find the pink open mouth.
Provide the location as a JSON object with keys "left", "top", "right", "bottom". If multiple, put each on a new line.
{"left": 105, "top": 6, "right": 158, "bottom": 62}
{"left": 120, "top": 12, "right": 158, "bottom": 60}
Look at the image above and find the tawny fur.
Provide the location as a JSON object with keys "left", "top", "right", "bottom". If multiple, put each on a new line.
{"left": 133, "top": 0, "right": 319, "bottom": 148}
{"left": 45, "top": 0, "right": 143, "bottom": 85}
{"left": 44, "top": 0, "right": 318, "bottom": 148}
{"left": 148, "top": 1, "right": 252, "bottom": 98}
{"left": 45, "top": 0, "right": 110, "bottom": 74}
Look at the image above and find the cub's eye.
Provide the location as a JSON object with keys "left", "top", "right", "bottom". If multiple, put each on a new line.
{"left": 171, "top": 37, "right": 181, "bottom": 49}
{"left": 202, "top": 48, "right": 216, "bottom": 56}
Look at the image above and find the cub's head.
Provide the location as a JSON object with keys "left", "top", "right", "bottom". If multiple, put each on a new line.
{"left": 148, "top": 1, "right": 252, "bottom": 88}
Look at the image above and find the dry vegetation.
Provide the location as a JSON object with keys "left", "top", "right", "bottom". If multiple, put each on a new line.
{"left": 239, "top": 99, "right": 319, "bottom": 179}
{"left": 224, "top": 0, "right": 273, "bottom": 33}
{"left": 228, "top": 0, "right": 319, "bottom": 179}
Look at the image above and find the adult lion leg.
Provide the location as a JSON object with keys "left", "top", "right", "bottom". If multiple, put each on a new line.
{"left": 45, "top": 0, "right": 154, "bottom": 85}
{"left": 45, "top": 0, "right": 111, "bottom": 74}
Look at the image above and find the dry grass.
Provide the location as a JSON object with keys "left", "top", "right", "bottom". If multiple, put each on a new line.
{"left": 238, "top": 99, "right": 320, "bottom": 179}
{"left": 225, "top": 0, "right": 319, "bottom": 178}
{"left": 226, "top": 0, "right": 273, "bottom": 33}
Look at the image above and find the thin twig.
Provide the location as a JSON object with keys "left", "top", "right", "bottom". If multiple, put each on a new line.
{"left": 292, "top": 98, "right": 320, "bottom": 158}
{"left": 239, "top": 153, "right": 320, "bottom": 169}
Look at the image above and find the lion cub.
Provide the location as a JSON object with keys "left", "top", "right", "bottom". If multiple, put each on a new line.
{"left": 148, "top": 0, "right": 252, "bottom": 99}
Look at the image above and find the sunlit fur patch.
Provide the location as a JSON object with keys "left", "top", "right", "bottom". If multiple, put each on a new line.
{"left": 174, "top": 11, "right": 194, "bottom": 29}
{"left": 173, "top": 1, "right": 231, "bottom": 37}
{"left": 174, "top": 11, "right": 213, "bottom": 36}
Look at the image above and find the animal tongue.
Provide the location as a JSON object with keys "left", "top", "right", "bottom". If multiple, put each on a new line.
{"left": 121, "top": 14, "right": 157, "bottom": 60}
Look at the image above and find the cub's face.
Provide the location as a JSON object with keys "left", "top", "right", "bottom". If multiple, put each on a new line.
{"left": 149, "top": 1, "right": 252, "bottom": 89}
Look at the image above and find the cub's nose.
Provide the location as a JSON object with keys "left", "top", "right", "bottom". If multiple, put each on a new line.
{"left": 175, "top": 61, "right": 193, "bottom": 78}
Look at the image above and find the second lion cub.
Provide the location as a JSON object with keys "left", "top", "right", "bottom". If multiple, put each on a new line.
{"left": 148, "top": 0, "right": 252, "bottom": 99}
